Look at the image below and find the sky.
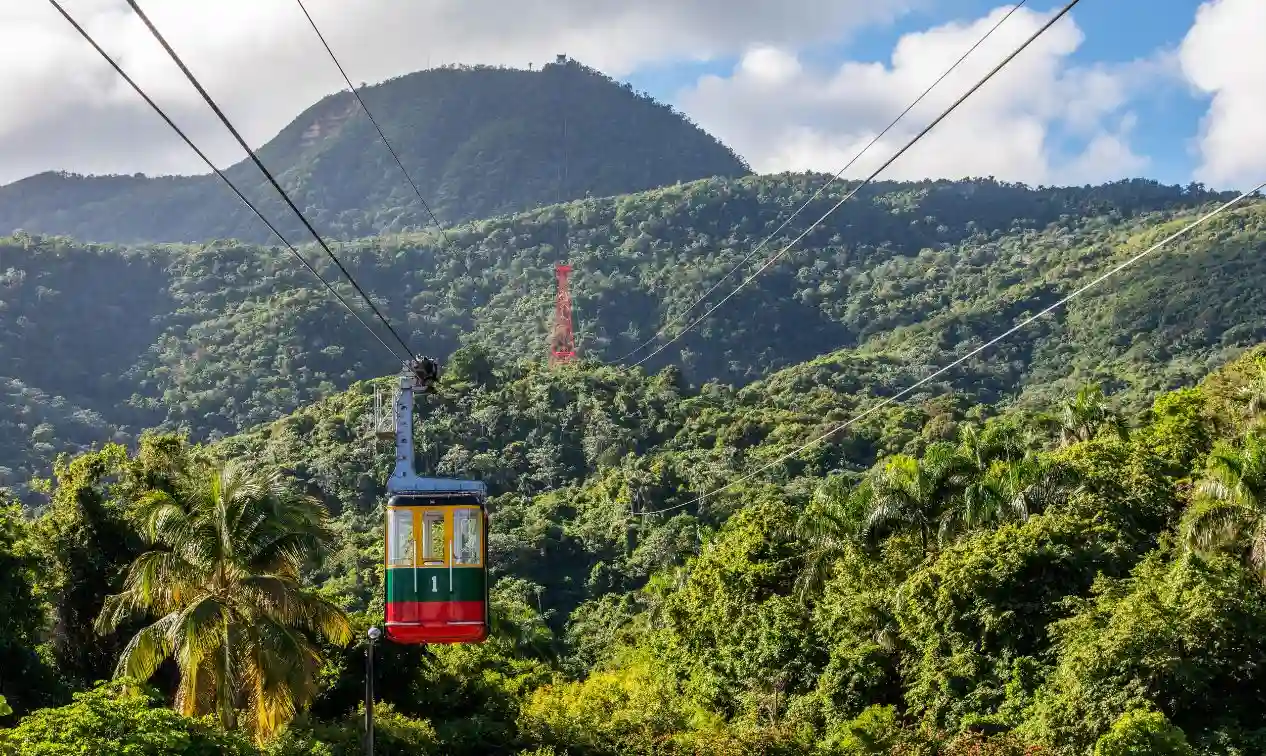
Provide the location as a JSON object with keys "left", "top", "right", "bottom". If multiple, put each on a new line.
{"left": 0, "top": 0, "right": 1259, "bottom": 190}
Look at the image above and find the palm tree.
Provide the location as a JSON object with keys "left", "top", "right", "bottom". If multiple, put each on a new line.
{"left": 935, "top": 456, "right": 1057, "bottom": 545}
{"left": 1237, "top": 362, "right": 1266, "bottom": 427}
{"left": 991, "top": 453, "right": 1075, "bottom": 521}
{"left": 793, "top": 473, "right": 871, "bottom": 598}
{"left": 95, "top": 461, "right": 351, "bottom": 742}
{"left": 1057, "top": 384, "right": 1126, "bottom": 447}
{"left": 1182, "top": 433, "right": 1266, "bottom": 576}
{"left": 949, "top": 423, "right": 1026, "bottom": 540}
{"left": 957, "top": 418, "right": 1044, "bottom": 468}
{"left": 863, "top": 443, "right": 972, "bottom": 557}
{"left": 957, "top": 422, "right": 1009, "bottom": 472}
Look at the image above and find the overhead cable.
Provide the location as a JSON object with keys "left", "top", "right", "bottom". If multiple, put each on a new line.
{"left": 638, "top": 180, "right": 1266, "bottom": 517}
{"left": 612, "top": 0, "right": 1029, "bottom": 364}
{"left": 124, "top": 0, "right": 417, "bottom": 361}
{"left": 47, "top": 0, "right": 405, "bottom": 363}
{"left": 628, "top": 0, "right": 1081, "bottom": 369}
{"left": 293, "top": 0, "right": 455, "bottom": 250}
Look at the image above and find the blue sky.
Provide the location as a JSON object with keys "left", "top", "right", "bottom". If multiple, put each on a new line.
{"left": 622, "top": 1, "right": 1227, "bottom": 187}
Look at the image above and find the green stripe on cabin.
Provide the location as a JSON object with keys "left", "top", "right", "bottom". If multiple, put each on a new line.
{"left": 385, "top": 567, "right": 485, "bottom": 603}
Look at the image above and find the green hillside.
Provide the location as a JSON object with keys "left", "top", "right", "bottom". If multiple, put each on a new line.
{"left": 5, "top": 340, "right": 1266, "bottom": 753}
{"left": 0, "top": 175, "right": 1258, "bottom": 495}
{"left": 0, "top": 59, "right": 748, "bottom": 244}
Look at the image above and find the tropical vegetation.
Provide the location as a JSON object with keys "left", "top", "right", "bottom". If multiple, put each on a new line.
{"left": 3, "top": 341, "right": 1266, "bottom": 753}
{"left": 1, "top": 173, "right": 1261, "bottom": 500}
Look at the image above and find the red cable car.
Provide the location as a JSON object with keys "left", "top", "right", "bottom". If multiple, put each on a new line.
{"left": 379, "top": 359, "right": 489, "bottom": 644}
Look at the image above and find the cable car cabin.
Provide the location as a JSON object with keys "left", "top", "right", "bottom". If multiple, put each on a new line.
{"left": 384, "top": 491, "right": 488, "bottom": 644}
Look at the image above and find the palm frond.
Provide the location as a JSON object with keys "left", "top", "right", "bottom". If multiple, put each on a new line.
{"left": 113, "top": 612, "right": 179, "bottom": 682}
{"left": 1183, "top": 497, "right": 1251, "bottom": 552}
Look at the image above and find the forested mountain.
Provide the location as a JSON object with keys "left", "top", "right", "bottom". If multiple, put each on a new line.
{"left": 0, "top": 174, "right": 1257, "bottom": 498}
{"left": 0, "top": 58, "right": 748, "bottom": 244}
{"left": 6, "top": 338, "right": 1266, "bottom": 753}
{"left": 2, "top": 33, "right": 1263, "bottom": 752}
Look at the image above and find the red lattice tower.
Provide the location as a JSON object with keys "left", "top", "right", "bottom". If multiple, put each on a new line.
{"left": 550, "top": 264, "right": 576, "bottom": 366}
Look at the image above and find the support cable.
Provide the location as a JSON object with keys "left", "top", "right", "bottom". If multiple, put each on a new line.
{"left": 612, "top": 0, "right": 1029, "bottom": 364}
{"left": 637, "top": 180, "right": 1266, "bottom": 517}
{"left": 628, "top": 0, "right": 1081, "bottom": 370}
{"left": 293, "top": 0, "right": 454, "bottom": 250}
{"left": 47, "top": 0, "right": 405, "bottom": 363}
{"left": 124, "top": 0, "right": 417, "bottom": 361}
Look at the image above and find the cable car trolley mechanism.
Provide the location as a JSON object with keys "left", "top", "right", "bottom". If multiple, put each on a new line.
{"left": 380, "top": 357, "right": 488, "bottom": 645}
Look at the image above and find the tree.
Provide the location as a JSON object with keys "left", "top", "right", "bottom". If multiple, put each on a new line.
{"left": 793, "top": 473, "right": 869, "bottom": 598}
{"left": 1237, "top": 362, "right": 1266, "bottom": 427}
{"left": 30, "top": 445, "right": 144, "bottom": 693}
{"left": 1058, "top": 384, "right": 1126, "bottom": 447}
{"left": 0, "top": 502, "right": 62, "bottom": 718}
{"left": 1182, "top": 432, "right": 1266, "bottom": 576}
{"left": 0, "top": 681, "right": 255, "bottom": 756}
{"left": 1022, "top": 552, "right": 1266, "bottom": 751}
{"left": 445, "top": 344, "right": 498, "bottom": 389}
{"left": 988, "top": 453, "right": 1075, "bottom": 524}
{"left": 863, "top": 443, "right": 971, "bottom": 557}
{"left": 956, "top": 422, "right": 1024, "bottom": 473}
{"left": 94, "top": 461, "right": 351, "bottom": 742}
{"left": 1094, "top": 709, "right": 1195, "bottom": 756}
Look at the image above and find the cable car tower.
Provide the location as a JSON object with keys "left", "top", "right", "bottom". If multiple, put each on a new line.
{"left": 374, "top": 357, "right": 489, "bottom": 644}
{"left": 550, "top": 263, "right": 576, "bottom": 366}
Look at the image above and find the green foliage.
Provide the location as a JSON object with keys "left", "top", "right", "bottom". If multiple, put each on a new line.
{"left": 518, "top": 646, "right": 753, "bottom": 755}
{"left": 0, "top": 502, "right": 61, "bottom": 719}
{"left": 0, "top": 682, "right": 255, "bottom": 756}
{"left": 95, "top": 451, "right": 352, "bottom": 741}
{"left": 897, "top": 513, "right": 1137, "bottom": 732}
{"left": 14, "top": 229, "right": 1266, "bottom": 754}
{"left": 825, "top": 704, "right": 903, "bottom": 754}
{"left": 207, "top": 346, "right": 1266, "bottom": 753}
{"left": 1022, "top": 552, "right": 1266, "bottom": 752}
{"left": 1181, "top": 432, "right": 1266, "bottom": 575}
{"left": 266, "top": 706, "right": 439, "bottom": 756}
{"left": 31, "top": 444, "right": 146, "bottom": 692}
{"left": 658, "top": 500, "right": 817, "bottom": 717}
{"left": 2, "top": 178, "right": 1262, "bottom": 498}
{"left": 1093, "top": 709, "right": 1194, "bottom": 756}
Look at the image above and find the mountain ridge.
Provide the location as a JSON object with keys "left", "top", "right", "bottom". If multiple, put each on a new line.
{"left": 0, "top": 174, "right": 1258, "bottom": 500}
{"left": 0, "top": 59, "right": 749, "bottom": 244}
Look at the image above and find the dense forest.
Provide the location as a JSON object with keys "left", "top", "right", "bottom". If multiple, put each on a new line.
{"left": 0, "top": 58, "right": 748, "bottom": 244}
{"left": 5, "top": 341, "right": 1266, "bottom": 754}
{"left": 0, "top": 174, "right": 1260, "bottom": 500}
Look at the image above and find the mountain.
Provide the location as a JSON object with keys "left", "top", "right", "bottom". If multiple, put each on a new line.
{"left": 0, "top": 174, "right": 1259, "bottom": 498}
{"left": 0, "top": 58, "right": 749, "bottom": 244}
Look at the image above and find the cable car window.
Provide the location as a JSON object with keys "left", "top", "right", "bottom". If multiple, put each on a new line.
{"left": 387, "top": 509, "right": 414, "bottom": 566}
{"left": 422, "top": 511, "right": 445, "bottom": 563}
{"left": 453, "top": 509, "right": 480, "bottom": 565}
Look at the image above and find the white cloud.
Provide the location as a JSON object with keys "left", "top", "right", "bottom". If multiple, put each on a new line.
{"left": 0, "top": 0, "right": 915, "bottom": 185}
{"left": 1179, "top": 0, "right": 1266, "bottom": 188}
{"left": 678, "top": 5, "right": 1158, "bottom": 186}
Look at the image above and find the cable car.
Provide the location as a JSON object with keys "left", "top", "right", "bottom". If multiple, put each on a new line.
{"left": 380, "top": 359, "right": 489, "bottom": 644}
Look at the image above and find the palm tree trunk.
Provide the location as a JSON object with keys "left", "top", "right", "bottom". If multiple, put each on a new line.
{"left": 220, "top": 624, "right": 236, "bottom": 732}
